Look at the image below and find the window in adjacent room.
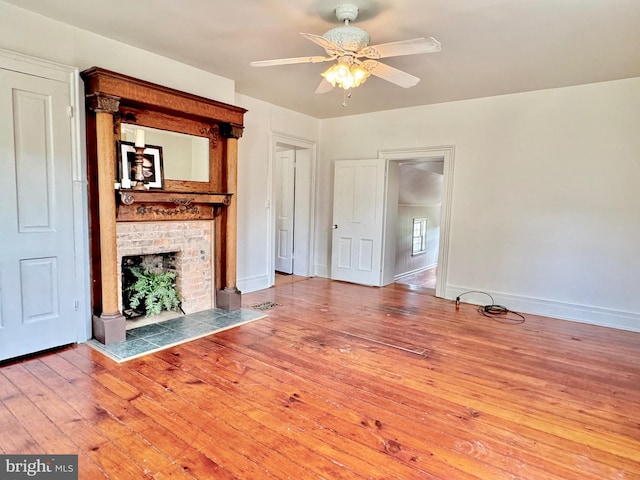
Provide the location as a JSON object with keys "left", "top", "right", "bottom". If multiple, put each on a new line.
{"left": 412, "top": 218, "right": 427, "bottom": 255}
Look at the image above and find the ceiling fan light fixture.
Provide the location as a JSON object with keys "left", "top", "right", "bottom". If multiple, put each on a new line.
{"left": 322, "top": 62, "right": 370, "bottom": 90}
{"left": 249, "top": 3, "right": 441, "bottom": 95}
{"left": 351, "top": 64, "right": 369, "bottom": 84}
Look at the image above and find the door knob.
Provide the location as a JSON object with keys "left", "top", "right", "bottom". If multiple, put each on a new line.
{"left": 332, "top": 224, "right": 338, "bottom": 229}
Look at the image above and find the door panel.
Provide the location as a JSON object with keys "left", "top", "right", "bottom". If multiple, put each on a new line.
{"left": 21, "top": 257, "right": 59, "bottom": 321}
{"left": 336, "top": 237, "right": 352, "bottom": 269}
{"left": 330, "top": 159, "right": 386, "bottom": 286}
{"left": 14, "top": 89, "right": 54, "bottom": 231}
{"left": 0, "top": 69, "right": 78, "bottom": 361}
{"left": 358, "top": 239, "right": 374, "bottom": 271}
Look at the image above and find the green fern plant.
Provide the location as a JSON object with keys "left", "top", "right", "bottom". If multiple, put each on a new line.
{"left": 125, "top": 266, "right": 182, "bottom": 317}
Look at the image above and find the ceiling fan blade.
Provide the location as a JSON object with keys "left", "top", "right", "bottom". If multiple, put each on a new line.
{"left": 250, "top": 55, "right": 333, "bottom": 67}
{"left": 359, "top": 37, "right": 441, "bottom": 59}
{"left": 314, "top": 79, "right": 334, "bottom": 94}
{"left": 363, "top": 60, "right": 420, "bottom": 88}
{"left": 300, "top": 33, "right": 345, "bottom": 57}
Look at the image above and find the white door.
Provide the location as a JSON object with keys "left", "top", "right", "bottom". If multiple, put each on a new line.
{"left": 274, "top": 149, "right": 295, "bottom": 273}
{"left": 0, "top": 68, "right": 79, "bottom": 361}
{"left": 330, "top": 159, "right": 386, "bottom": 286}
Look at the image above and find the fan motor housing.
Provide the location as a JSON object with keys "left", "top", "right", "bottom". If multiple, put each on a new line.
{"left": 323, "top": 25, "right": 370, "bottom": 52}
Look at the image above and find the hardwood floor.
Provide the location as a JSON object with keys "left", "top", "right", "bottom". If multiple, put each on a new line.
{"left": 395, "top": 267, "right": 437, "bottom": 290}
{"left": 1, "top": 278, "right": 639, "bottom": 479}
{"left": 274, "top": 271, "right": 310, "bottom": 287}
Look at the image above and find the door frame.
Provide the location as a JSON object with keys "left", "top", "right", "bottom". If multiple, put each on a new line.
{"left": 379, "top": 146, "right": 455, "bottom": 298}
{"left": 0, "top": 47, "right": 90, "bottom": 341}
{"left": 268, "top": 132, "right": 317, "bottom": 286}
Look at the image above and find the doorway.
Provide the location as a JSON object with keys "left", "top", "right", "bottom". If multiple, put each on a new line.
{"left": 270, "top": 133, "right": 316, "bottom": 287}
{"left": 393, "top": 159, "right": 444, "bottom": 292}
{"left": 379, "top": 147, "right": 454, "bottom": 298}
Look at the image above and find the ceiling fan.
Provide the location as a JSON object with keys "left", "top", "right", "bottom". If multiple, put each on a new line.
{"left": 250, "top": 3, "right": 441, "bottom": 94}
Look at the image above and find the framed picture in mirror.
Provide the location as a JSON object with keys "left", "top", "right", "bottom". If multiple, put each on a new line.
{"left": 118, "top": 141, "right": 164, "bottom": 189}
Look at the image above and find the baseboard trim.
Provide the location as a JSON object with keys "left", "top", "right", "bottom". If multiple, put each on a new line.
{"left": 395, "top": 264, "right": 437, "bottom": 281}
{"left": 445, "top": 285, "right": 640, "bottom": 333}
{"left": 237, "top": 274, "right": 271, "bottom": 294}
{"left": 314, "top": 264, "right": 329, "bottom": 278}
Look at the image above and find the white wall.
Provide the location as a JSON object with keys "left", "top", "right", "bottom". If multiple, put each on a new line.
{"left": 395, "top": 206, "right": 440, "bottom": 277}
{"left": 234, "top": 94, "right": 320, "bottom": 293}
{"left": 318, "top": 78, "right": 640, "bottom": 331}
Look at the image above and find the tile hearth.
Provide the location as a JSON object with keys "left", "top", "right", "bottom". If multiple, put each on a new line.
{"left": 86, "top": 308, "right": 265, "bottom": 362}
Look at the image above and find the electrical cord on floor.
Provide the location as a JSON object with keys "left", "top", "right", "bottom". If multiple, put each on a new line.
{"left": 455, "top": 290, "right": 525, "bottom": 324}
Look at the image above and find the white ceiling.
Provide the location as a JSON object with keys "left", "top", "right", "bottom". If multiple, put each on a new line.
{"left": 399, "top": 164, "right": 443, "bottom": 206}
{"left": 7, "top": 0, "right": 640, "bottom": 119}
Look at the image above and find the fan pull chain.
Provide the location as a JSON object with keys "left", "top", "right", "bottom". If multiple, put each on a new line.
{"left": 342, "top": 89, "right": 352, "bottom": 107}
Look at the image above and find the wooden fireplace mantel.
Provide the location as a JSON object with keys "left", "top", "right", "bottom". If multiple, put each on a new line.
{"left": 81, "top": 67, "right": 246, "bottom": 344}
{"left": 116, "top": 190, "right": 232, "bottom": 221}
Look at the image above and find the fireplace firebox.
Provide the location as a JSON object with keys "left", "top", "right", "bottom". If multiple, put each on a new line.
{"left": 117, "top": 221, "right": 214, "bottom": 320}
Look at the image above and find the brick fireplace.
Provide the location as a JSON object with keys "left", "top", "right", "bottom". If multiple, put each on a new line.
{"left": 117, "top": 221, "right": 215, "bottom": 317}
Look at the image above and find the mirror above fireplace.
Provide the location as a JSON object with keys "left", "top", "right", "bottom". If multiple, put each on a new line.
{"left": 121, "top": 124, "right": 210, "bottom": 183}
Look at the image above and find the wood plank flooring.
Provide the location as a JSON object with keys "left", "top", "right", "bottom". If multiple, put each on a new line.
{"left": 395, "top": 267, "right": 437, "bottom": 290}
{"left": 1, "top": 278, "right": 639, "bottom": 479}
{"left": 274, "top": 272, "right": 310, "bottom": 287}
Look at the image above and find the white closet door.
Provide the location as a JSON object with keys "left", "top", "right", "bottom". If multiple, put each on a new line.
{"left": 0, "top": 68, "right": 79, "bottom": 361}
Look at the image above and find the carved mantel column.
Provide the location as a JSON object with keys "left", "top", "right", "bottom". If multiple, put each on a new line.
{"left": 87, "top": 93, "right": 126, "bottom": 343}
{"left": 217, "top": 123, "right": 244, "bottom": 310}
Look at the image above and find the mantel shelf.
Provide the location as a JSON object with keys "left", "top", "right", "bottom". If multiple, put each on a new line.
{"left": 115, "top": 190, "right": 232, "bottom": 222}
{"left": 117, "top": 190, "right": 231, "bottom": 207}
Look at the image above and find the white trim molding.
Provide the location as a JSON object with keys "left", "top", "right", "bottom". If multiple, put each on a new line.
{"left": 446, "top": 285, "right": 640, "bottom": 333}
{"left": 238, "top": 273, "right": 271, "bottom": 294}
{"left": 314, "top": 264, "right": 329, "bottom": 278}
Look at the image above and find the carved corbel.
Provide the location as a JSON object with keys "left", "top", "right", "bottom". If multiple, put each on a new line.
{"left": 200, "top": 124, "right": 219, "bottom": 148}
{"left": 113, "top": 111, "right": 137, "bottom": 131}
{"left": 119, "top": 191, "right": 135, "bottom": 205}
{"left": 86, "top": 93, "right": 120, "bottom": 114}
{"left": 213, "top": 206, "right": 224, "bottom": 217}
{"left": 219, "top": 122, "right": 244, "bottom": 139}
